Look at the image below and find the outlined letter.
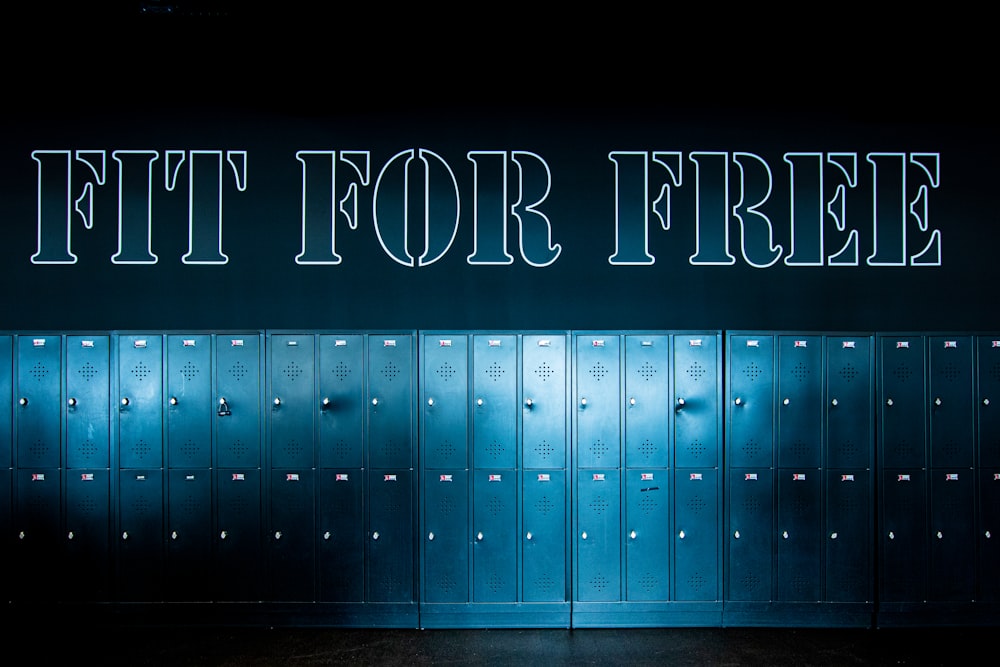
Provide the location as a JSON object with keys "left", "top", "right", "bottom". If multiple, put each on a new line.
{"left": 295, "top": 150, "right": 370, "bottom": 265}
{"left": 31, "top": 150, "right": 105, "bottom": 264}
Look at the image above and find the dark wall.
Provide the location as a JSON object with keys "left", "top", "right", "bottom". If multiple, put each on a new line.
{"left": 3, "top": 7, "right": 995, "bottom": 332}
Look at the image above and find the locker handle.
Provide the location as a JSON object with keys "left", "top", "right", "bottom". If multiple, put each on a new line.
{"left": 121, "top": 397, "right": 130, "bottom": 407}
{"left": 18, "top": 531, "right": 25, "bottom": 540}
{"left": 734, "top": 531, "right": 740, "bottom": 539}
{"left": 122, "top": 531, "right": 129, "bottom": 540}
{"left": 676, "top": 398, "right": 686, "bottom": 407}
{"left": 526, "top": 532, "right": 533, "bottom": 541}
{"left": 218, "top": 398, "right": 231, "bottom": 417}
{"left": 782, "top": 398, "right": 790, "bottom": 406}
{"left": 477, "top": 398, "right": 484, "bottom": 406}
{"left": 986, "top": 531, "right": 992, "bottom": 539}
{"left": 581, "top": 532, "right": 588, "bottom": 540}
{"left": 68, "top": 531, "right": 74, "bottom": 540}
{"left": 171, "top": 531, "right": 178, "bottom": 540}
{"left": 934, "top": 397, "right": 942, "bottom": 406}
{"left": 428, "top": 532, "right": 435, "bottom": 541}
{"left": 629, "top": 530, "right": 637, "bottom": 540}
{"left": 169, "top": 397, "right": 179, "bottom": 406}
{"left": 936, "top": 531, "right": 943, "bottom": 539}
{"left": 372, "top": 531, "right": 380, "bottom": 540}
{"left": 372, "top": 398, "right": 379, "bottom": 406}
{"left": 886, "top": 398, "right": 894, "bottom": 406}
{"left": 275, "top": 531, "right": 282, "bottom": 540}
{"left": 830, "top": 532, "right": 838, "bottom": 540}
{"left": 734, "top": 397, "right": 742, "bottom": 406}
{"left": 580, "top": 397, "right": 587, "bottom": 407}
{"left": 678, "top": 530, "right": 685, "bottom": 539}
{"left": 629, "top": 397, "right": 636, "bottom": 406}
{"left": 476, "top": 532, "right": 484, "bottom": 541}
{"left": 322, "top": 397, "right": 332, "bottom": 409}
{"left": 984, "top": 398, "right": 991, "bottom": 406}
{"left": 67, "top": 397, "right": 77, "bottom": 407}
{"left": 831, "top": 398, "right": 839, "bottom": 407}
{"left": 427, "top": 398, "right": 434, "bottom": 407}
{"left": 525, "top": 398, "right": 533, "bottom": 408}
{"left": 273, "top": 397, "right": 282, "bottom": 407}
{"left": 220, "top": 531, "right": 228, "bottom": 540}
{"left": 888, "top": 531, "right": 894, "bottom": 540}
{"left": 324, "top": 532, "right": 331, "bottom": 540}
{"left": 18, "top": 397, "right": 27, "bottom": 406}
{"left": 782, "top": 530, "right": 789, "bottom": 539}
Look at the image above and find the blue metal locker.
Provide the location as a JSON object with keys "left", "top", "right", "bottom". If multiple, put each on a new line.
{"left": 215, "top": 468, "right": 262, "bottom": 601}
{"left": 167, "top": 334, "right": 212, "bottom": 468}
{"left": 166, "top": 469, "right": 212, "bottom": 601}
{"left": 14, "top": 468, "right": 61, "bottom": 602}
{"left": 980, "top": 469, "right": 1000, "bottom": 602}
{"left": 776, "top": 470, "right": 822, "bottom": 601}
{"left": 978, "top": 336, "right": 1000, "bottom": 469}
{"left": 522, "top": 335, "right": 567, "bottom": 470}
{"left": 319, "top": 334, "right": 364, "bottom": 469}
{"left": 625, "top": 468, "right": 670, "bottom": 601}
{"left": 880, "top": 336, "right": 926, "bottom": 469}
{"left": 318, "top": 468, "right": 364, "bottom": 603}
{"left": 880, "top": 469, "right": 927, "bottom": 602}
{"left": 473, "top": 470, "right": 517, "bottom": 602}
{"left": 523, "top": 469, "right": 567, "bottom": 603}
{"left": 118, "top": 335, "right": 163, "bottom": 469}
{"left": 727, "top": 469, "right": 773, "bottom": 601}
{"left": 0, "top": 468, "right": 9, "bottom": 603}
{"left": 473, "top": 335, "right": 517, "bottom": 469}
{"left": 624, "top": 335, "right": 669, "bottom": 469}
{"left": 827, "top": 336, "right": 873, "bottom": 470}
{"left": 216, "top": 334, "right": 262, "bottom": 469}
{"left": 65, "top": 335, "right": 110, "bottom": 469}
{"left": 929, "top": 336, "right": 974, "bottom": 469}
{"left": 423, "top": 470, "right": 469, "bottom": 604}
{"left": 674, "top": 468, "right": 719, "bottom": 602}
{"left": 64, "top": 469, "right": 111, "bottom": 602}
{"left": 825, "top": 470, "right": 871, "bottom": 603}
{"left": 674, "top": 334, "right": 719, "bottom": 469}
{"left": 422, "top": 334, "right": 468, "bottom": 470}
{"left": 269, "top": 334, "right": 316, "bottom": 469}
{"left": 368, "top": 335, "right": 414, "bottom": 470}
{"left": 269, "top": 468, "right": 316, "bottom": 601}
{"left": 118, "top": 468, "right": 164, "bottom": 601}
{"left": 576, "top": 469, "right": 621, "bottom": 602}
{"left": 367, "top": 468, "right": 414, "bottom": 603}
{"left": 777, "top": 336, "right": 822, "bottom": 469}
{"left": 929, "top": 469, "right": 975, "bottom": 602}
{"left": 576, "top": 335, "right": 621, "bottom": 470}
{"left": 729, "top": 335, "right": 774, "bottom": 469}
{"left": 16, "top": 335, "right": 62, "bottom": 469}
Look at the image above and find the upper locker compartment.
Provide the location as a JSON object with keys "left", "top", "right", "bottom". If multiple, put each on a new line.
{"left": 118, "top": 334, "right": 163, "bottom": 469}
{"left": 16, "top": 335, "right": 62, "bottom": 469}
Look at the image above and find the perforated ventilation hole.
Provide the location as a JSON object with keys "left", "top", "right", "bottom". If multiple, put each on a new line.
{"left": 940, "top": 362, "right": 962, "bottom": 381}
{"left": 229, "top": 361, "right": 247, "bottom": 381}
{"left": 892, "top": 365, "right": 913, "bottom": 382}
{"left": 991, "top": 362, "right": 1000, "bottom": 383}
{"left": 131, "top": 362, "right": 150, "bottom": 381}
{"left": 638, "top": 495, "right": 658, "bottom": 515}
{"left": 743, "top": 362, "right": 762, "bottom": 381}
{"left": 589, "top": 496, "right": 609, "bottom": 515}
{"left": 488, "top": 496, "right": 504, "bottom": 516}
{"left": 283, "top": 361, "right": 302, "bottom": 381}
{"left": 535, "top": 495, "right": 554, "bottom": 514}
{"left": 77, "top": 362, "right": 98, "bottom": 381}
{"left": 333, "top": 361, "right": 351, "bottom": 381}
{"left": 30, "top": 362, "right": 49, "bottom": 381}
{"left": 534, "top": 440, "right": 555, "bottom": 460}
{"left": 438, "top": 496, "right": 455, "bottom": 515}
{"left": 436, "top": 363, "right": 455, "bottom": 381}
{"left": 687, "top": 362, "right": 706, "bottom": 381}
{"left": 590, "top": 440, "right": 610, "bottom": 459}
{"left": 535, "top": 362, "right": 554, "bottom": 381}
{"left": 180, "top": 361, "right": 200, "bottom": 381}
{"left": 637, "top": 361, "right": 657, "bottom": 380}
{"left": 382, "top": 362, "right": 399, "bottom": 381}
{"left": 839, "top": 364, "right": 859, "bottom": 382}
{"left": 485, "top": 361, "right": 505, "bottom": 381}
{"left": 590, "top": 362, "right": 608, "bottom": 381}
{"left": 687, "top": 496, "right": 707, "bottom": 513}
{"left": 791, "top": 362, "right": 810, "bottom": 381}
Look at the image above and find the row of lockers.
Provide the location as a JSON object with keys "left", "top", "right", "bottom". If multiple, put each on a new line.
{"left": 1, "top": 331, "right": 997, "bottom": 628}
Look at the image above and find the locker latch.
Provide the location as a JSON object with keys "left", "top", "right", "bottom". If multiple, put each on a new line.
{"left": 218, "top": 397, "right": 232, "bottom": 417}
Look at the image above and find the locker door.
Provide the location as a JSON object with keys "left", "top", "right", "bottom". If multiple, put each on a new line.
{"left": 929, "top": 336, "right": 974, "bottom": 469}
{"left": 215, "top": 469, "right": 262, "bottom": 601}
{"left": 880, "top": 336, "right": 926, "bottom": 469}
{"left": 14, "top": 469, "right": 61, "bottom": 601}
{"left": 929, "top": 470, "right": 975, "bottom": 601}
{"left": 16, "top": 335, "right": 61, "bottom": 468}
{"left": 423, "top": 334, "right": 468, "bottom": 470}
{"left": 776, "top": 470, "right": 822, "bottom": 601}
{"left": 0, "top": 335, "right": 10, "bottom": 470}
{"left": 825, "top": 470, "right": 871, "bottom": 603}
{"left": 318, "top": 469, "right": 364, "bottom": 602}
{"left": 576, "top": 470, "right": 621, "bottom": 601}
{"left": 118, "top": 335, "right": 163, "bottom": 469}
{"left": 0, "top": 469, "right": 9, "bottom": 602}
{"left": 369, "top": 335, "right": 414, "bottom": 469}
{"left": 319, "top": 335, "right": 364, "bottom": 468}
{"left": 118, "top": 469, "right": 164, "bottom": 601}
{"left": 473, "top": 470, "right": 517, "bottom": 602}
{"left": 368, "top": 469, "right": 414, "bottom": 602}
{"left": 473, "top": 335, "right": 517, "bottom": 470}
{"left": 523, "top": 334, "right": 567, "bottom": 469}
{"left": 270, "top": 334, "right": 316, "bottom": 469}
{"left": 978, "top": 337, "right": 1000, "bottom": 469}
{"left": 777, "top": 336, "right": 822, "bottom": 469}
{"left": 727, "top": 469, "right": 773, "bottom": 601}
{"left": 729, "top": 335, "right": 774, "bottom": 469}
{"left": 64, "top": 469, "right": 111, "bottom": 601}
{"left": 674, "top": 469, "right": 719, "bottom": 601}
{"left": 674, "top": 334, "right": 720, "bottom": 469}
{"left": 880, "top": 469, "right": 927, "bottom": 602}
{"left": 423, "top": 471, "right": 469, "bottom": 603}
{"left": 980, "top": 470, "right": 1000, "bottom": 602}
{"left": 167, "top": 335, "right": 212, "bottom": 468}
{"left": 625, "top": 469, "right": 670, "bottom": 601}
{"left": 216, "top": 334, "right": 262, "bottom": 468}
{"left": 576, "top": 335, "right": 621, "bottom": 469}
{"left": 66, "top": 335, "right": 110, "bottom": 469}
{"left": 523, "top": 470, "right": 567, "bottom": 602}
{"left": 270, "top": 469, "right": 316, "bottom": 601}
{"left": 625, "top": 335, "right": 670, "bottom": 469}
{"left": 166, "top": 469, "right": 212, "bottom": 601}
{"left": 827, "top": 336, "right": 873, "bottom": 469}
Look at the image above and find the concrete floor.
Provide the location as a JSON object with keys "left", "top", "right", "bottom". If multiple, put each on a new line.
{"left": 37, "top": 625, "right": 993, "bottom": 666}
